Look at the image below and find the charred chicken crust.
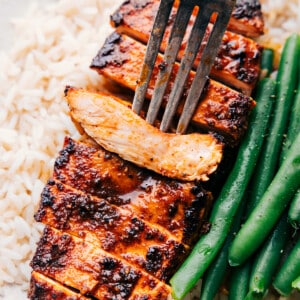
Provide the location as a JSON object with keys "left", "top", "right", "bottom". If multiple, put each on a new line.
{"left": 53, "top": 137, "right": 214, "bottom": 246}
{"left": 29, "top": 272, "right": 90, "bottom": 300}
{"left": 91, "top": 33, "right": 256, "bottom": 145}
{"left": 111, "top": 0, "right": 264, "bottom": 38}
{"left": 110, "top": 0, "right": 263, "bottom": 94}
{"left": 30, "top": 226, "right": 172, "bottom": 299}
{"left": 34, "top": 179, "right": 188, "bottom": 281}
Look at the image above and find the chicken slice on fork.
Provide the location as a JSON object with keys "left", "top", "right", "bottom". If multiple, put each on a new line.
{"left": 65, "top": 87, "right": 223, "bottom": 182}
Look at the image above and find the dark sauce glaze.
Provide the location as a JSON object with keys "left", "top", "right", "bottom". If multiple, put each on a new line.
{"left": 35, "top": 179, "right": 187, "bottom": 281}
{"left": 30, "top": 227, "right": 171, "bottom": 299}
{"left": 29, "top": 272, "right": 92, "bottom": 300}
{"left": 53, "top": 137, "right": 212, "bottom": 246}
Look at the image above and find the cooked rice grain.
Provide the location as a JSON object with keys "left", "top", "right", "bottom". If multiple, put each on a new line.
{"left": 0, "top": 0, "right": 299, "bottom": 299}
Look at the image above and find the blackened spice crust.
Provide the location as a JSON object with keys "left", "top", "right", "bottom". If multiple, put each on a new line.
{"left": 53, "top": 137, "right": 212, "bottom": 246}
{"left": 28, "top": 272, "right": 88, "bottom": 300}
{"left": 90, "top": 32, "right": 126, "bottom": 69}
{"left": 35, "top": 179, "right": 187, "bottom": 281}
{"left": 30, "top": 227, "right": 74, "bottom": 272}
{"left": 233, "top": 0, "right": 262, "bottom": 19}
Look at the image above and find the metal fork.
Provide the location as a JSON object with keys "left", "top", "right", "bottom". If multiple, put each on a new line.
{"left": 132, "top": 0, "right": 236, "bottom": 134}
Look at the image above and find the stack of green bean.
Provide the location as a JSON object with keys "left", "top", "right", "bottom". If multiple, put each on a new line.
{"left": 170, "top": 33, "right": 300, "bottom": 300}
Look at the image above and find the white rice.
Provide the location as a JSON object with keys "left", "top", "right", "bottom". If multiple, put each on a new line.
{"left": 0, "top": 0, "right": 299, "bottom": 299}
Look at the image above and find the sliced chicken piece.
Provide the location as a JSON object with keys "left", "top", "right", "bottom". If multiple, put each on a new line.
{"left": 65, "top": 87, "right": 223, "bottom": 182}
{"left": 91, "top": 33, "right": 256, "bottom": 145}
{"left": 228, "top": 0, "right": 264, "bottom": 37}
{"left": 111, "top": 0, "right": 264, "bottom": 38}
{"left": 29, "top": 271, "right": 89, "bottom": 300}
{"left": 35, "top": 179, "right": 188, "bottom": 281}
{"left": 53, "top": 137, "right": 213, "bottom": 246}
{"left": 111, "top": 0, "right": 262, "bottom": 93}
{"left": 31, "top": 226, "right": 172, "bottom": 300}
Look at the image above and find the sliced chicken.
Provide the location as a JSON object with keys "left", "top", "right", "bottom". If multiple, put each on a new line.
{"left": 111, "top": 0, "right": 262, "bottom": 93}
{"left": 31, "top": 226, "right": 172, "bottom": 300}
{"left": 65, "top": 87, "right": 223, "bottom": 182}
{"left": 228, "top": 0, "right": 264, "bottom": 37}
{"left": 53, "top": 137, "right": 213, "bottom": 246}
{"left": 35, "top": 179, "right": 188, "bottom": 281}
{"left": 111, "top": 0, "right": 264, "bottom": 38}
{"left": 29, "top": 0, "right": 264, "bottom": 298}
{"left": 29, "top": 271, "right": 89, "bottom": 300}
{"left": 91, "top": 33, "right": 256, "bottom": 145}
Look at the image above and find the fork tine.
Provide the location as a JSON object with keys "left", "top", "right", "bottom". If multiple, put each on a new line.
{"left": 146, "top": 0, "right": 194, "bottom": 125}
{"left": 134, "top": 0, "right": 235, "bottom": 133}
{"left": 159, "top": 3, "right": 213, "bottom": 132}
{"left": 176, "top": 1, "right": 235, "bottom": 134}
{"left": 132, "top": 0, "right": 174, "bottom": 115}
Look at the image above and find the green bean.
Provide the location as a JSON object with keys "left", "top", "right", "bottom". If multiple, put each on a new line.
{"left": 228, "top": 34, "right": 300, "bottom": 267}
{"left": 292, "top": 276, "right": 300, "bottom": 290}
{"left": 244, "top": 33, "right": 300, "bottom": 213}
{"left": 198, "top": 244, "right": 229, "bottom": 300}
{"left": 273, "top": 236, "right": 300, "bottom": 296}
{"left": 244, "top": 213, "right": 291, "bottom": 299}
{"left": 242, "top": 41, "right": 300, "bottom": 296}
{"left": 242, "top": 46, "right": 297, "bottom": 291}
{"left": 199, "top": 200, "right": 246, "bottom": 300}
{"left": 260, "top": 48, "right": 274, "bottom": 78}
{"left": 228, "top": 261, "right": 251, "bottom": 300}
{"left": 280, "top": 80, "right": 300, "bottom": 164}
{"left": 284, "top": 66, "right": 300, "bottom": 228}
{"left": 289, "top": 189, "right": 300, "bottom": 228}
{"left": 170, "top": 78, "right": 275, "bottom": 300}
{"left": 228, "top": 131, "right": 300, "bottom": 266}
{"left": 226, "top": 48, "right": 276, "bottom": 300}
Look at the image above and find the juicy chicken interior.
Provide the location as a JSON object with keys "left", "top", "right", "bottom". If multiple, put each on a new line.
{"left": 29, "top": 0, "right": 265, "bottom": 298}
{"left": 65, "top": 86, "right": 223, "bottom": 182}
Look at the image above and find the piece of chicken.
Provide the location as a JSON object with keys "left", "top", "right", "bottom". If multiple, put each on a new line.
{"left": 91, "top": 33, "right": 256, "bottom": 145}
{"left": 53, "top": 137, "right": 214, "bottom": 246}
{"left": 35, "top": 179, "right": 188, "bottom": 281}
{"left": 31, "top": 226, "right": 172, "bottom": 300}
{"left": 29, "top": 271, "right": 90, "bottom": 300}
{"left": 228, "top": 0, "right": 264, "bottom": 37}
{"left": 65, "top": 87, "right": 223, "bottom": 182}
{"left": 110, "top": 0, "right": 263, "bottom": 94}
{"left": 111, "top": 0, "right": 264, "bottom": 39}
